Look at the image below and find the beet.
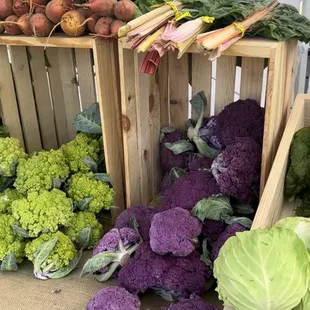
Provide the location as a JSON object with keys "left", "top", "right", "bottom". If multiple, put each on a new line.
{"left": 34, "top": 5, "right": 45, "bottom": 14}
{"left": 76, "top": 7, "right": 92, "bottom": 18}
{"left": 3, "top": 15, "right": 21, "bottom": 35}
{"left": 110, "top": 19, "right": 125, "bottom": 37}
{"left": 30, "top": 13, "right": 53, "bottom": 37}
{"left": 60, "top": 10, "right": 85, "bottom": 37}
{"left": 45, "top": 0, "right": 72, "bottom": 23}
{"left": 0, "top": 0, "right": 14, "bottom": 20}
{"left": 16, "top": 13, "right": 32, "bottom": 35}
{"left": 114, "top": 0, "right": 136, "bottom": 22}
{"left": 94, "top": 16, "right": 111, "bottom": 36}
{"left": 75, "top": 0, "right": 116, "bottom": 17}
{"left": 86, "top": 13, "right": 100, "bottom": 33}
{"left": 13, "top": 0, "right": 29, "bottom": 17}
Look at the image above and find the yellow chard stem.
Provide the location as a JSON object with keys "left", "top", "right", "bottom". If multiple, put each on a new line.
{"left": 137, "top": 27, "right": 165, "bottom": 53}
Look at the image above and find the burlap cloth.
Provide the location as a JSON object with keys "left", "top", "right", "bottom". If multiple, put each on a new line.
{"left": 0, "top": 253, "right": 222, "bottom": 310}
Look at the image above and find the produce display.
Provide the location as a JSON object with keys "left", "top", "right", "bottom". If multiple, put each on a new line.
{"left": 117, "top": 0, "right": 310, "bottom": 74}
{"left": 0, "top": 103, "right": 114, "bottom": 278}
{"left": 0, "top": 0, "right": 141, "bottom": 38}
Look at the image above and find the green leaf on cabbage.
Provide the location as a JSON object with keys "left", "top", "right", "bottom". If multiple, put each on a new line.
{"left": 214, "top": 227, "right": 310, "bottom": 310}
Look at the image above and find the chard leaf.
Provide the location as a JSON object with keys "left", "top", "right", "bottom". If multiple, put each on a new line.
{"left": 11, "top": 225, "right": 29, "bottom": 238}
{"left": 169, "top": 167, "right": 187, "bottom": 187}
{"left": 80, "top": 252, "right": 119, "bottom": 277}
{"left": 94, "top": 261, "right": 120, "bottom": 282}
{"left": 92, "top": 173, "right": 113, "bottom": 186}
{"left": 34, "top": 238, "right": 58, "bottom": 272}
{"left": 77, "top": 227, "right": 93, "bottom": 249}
{"left": 1, "top": 253, "right": 18, "bottom": 271}
{"left": 82, "top": 157, "right": 98, "bottom": 173}
{"left": 47, "top": 250, "right": 83, "bottom": 279}
{"left": 223, "top": 215, "right": 252, "bottom": 229}
{"left": 73, "top": 103, "right": 102, "bottom": 135}
{"left": 74, "top": 197, "right": 93, "bottom": 211}
{"left": 164, "top": 140, "right": 195, "bottom": 155}
{"left": 53, "top": 178, "right": 62, "bottom": 189}
{"left": 192, "top": 195, "right": 232, "bottom": 221}
{"left": 200, "top": 239, "right": 212, "bottom": 268}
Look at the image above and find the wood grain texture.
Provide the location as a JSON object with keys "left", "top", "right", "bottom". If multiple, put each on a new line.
{"left": 215, "top": 56, "right": 236, "bottom": 114}
{"left": 93, "top": 39, "right": 125, "bottom": 222}
{"left": 0, "top": 46, "right": 24, "bottom": 148}
{"left": 28, "top": 47, "right": 58, "bottom": 150}
{"left": 169, "top": 53, "right": 189, "bottom": 129}
{"left": 75, "top": 49, "right": 96, "bottom": 109}
{"left": 10, "top": 46, "right": 42, "bottom": 152}
{"left": 45, "top": 48, "right": 70, "bottom": 146}
{"left": 158, "top": 54, "right": 170, "bottom": 127}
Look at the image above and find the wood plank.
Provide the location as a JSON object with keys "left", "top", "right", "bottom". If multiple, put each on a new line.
{"left": 192, "top": 53, "right": 212, "bottom": 117}
{"left": 158, "top": 54, "right": 170, "bottom": 127}
{"left": 93, "top": 39, "right": 125, "bottom": 222}
{"left": 240, "top": 57, "right": 265, "bottom": 102}
{"left": 214, "top": 56, "right": 236, "bottom": 114}
{"left": 45, "top": 48, "right": 70, "bottom": 146}
{"left": 75, "top": 49, "right": 96, "bottom": 109}
{"left": 253, "top": 95, "right": 307, "bottom": 229}
{"left": 57, "top": 48, "right": 80, "bottom": 140}
{"left": 10, "top": 46, "right": 42, "bottom": 152}
{"left": 0, "top": 34, "right": 93, "bottom": 49}
{"left": 0, "top": 46, "right": 24, "bottom": 148}
{"left": 28, "top": 47, "right": 58, "bottom": 150}
{"left": 169, "top": 53, "right": 189, "bottom": 129}
{"left": 118, "top": 39, "right": 141, "bottom": 208}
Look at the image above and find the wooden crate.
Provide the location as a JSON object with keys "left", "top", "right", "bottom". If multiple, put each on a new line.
{"left": 118, "top": 38, "right": 297, "bottom": 207}
{"left": 0, "top": 35, "right": 125, "bottom": 224}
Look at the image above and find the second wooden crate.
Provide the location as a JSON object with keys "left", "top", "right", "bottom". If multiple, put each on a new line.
{"left": 118, "top": 38, "right": 297, "bottom": 207}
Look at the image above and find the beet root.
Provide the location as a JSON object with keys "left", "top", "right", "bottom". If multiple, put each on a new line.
{"left": 13, "top": 0, "right": 29, "bottom": 17}
{"left": 2, "top": 15, "right": 22, "bottom": 35}
{"left": 45, "top": 0, "right": 72, "bottom": 23}
{"left": 114, "top": 0, "right": 136, "bottom": 22}
{"left": 60, "top": 10, "right": 86, "bottom": 37}
{"left": 94, "top": 16, "right": 112, "bottom": 36}
{"left": 75, "top": 0, "right": 116, "bottom": 17}
{"left": 0, "top": 0, "right": 14, "bottom": 20}
{"left": 30, "top": 13, "right": 53, "bottom": 37}
{"left": 110, "top": 19, "right": 125, "bottom": 37}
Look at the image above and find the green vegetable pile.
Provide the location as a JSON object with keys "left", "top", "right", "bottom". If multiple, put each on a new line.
{"left": 0, "top": 103, "right": 114, "bottom": 279}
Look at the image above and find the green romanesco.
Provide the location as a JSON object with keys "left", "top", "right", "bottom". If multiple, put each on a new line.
{"left": 64, "top": 211, "right": 104, "bottom": 249}
{"left": 14, "top": 149, "right": 70, "bottom": 195}
{"left": 0, "top": 137, "right": 26, "bottom": 177}
{"left": 67, "top": 173, "right": 114, "bottom": 213}
{"left": 11, "top": 189, "right": 73, "bottom": 238}
{"left": 0, "top": 189, "right": 23, "bottom": 213}
{"left": 25, "top": 231, "right": 77, "bottom": 270}
{"left": 0, "top": 213, "right": 26, "bottom": 263}
{"left": 61, "top": 133, "right": 100, "bottom": 173}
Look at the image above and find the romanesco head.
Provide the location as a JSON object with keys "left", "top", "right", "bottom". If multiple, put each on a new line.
{"left": 67, "top": 173, "right": 114, "bottom": 213}
{"left": 0, "top": 137, "right": 26, "bottom": 177}
{"left": 14, "top": 149, "right": 70, "bottom": 195}
{"left": 11, "top": 189, "right": 73, "bottom": 238}
{"left": 0, "top": 189, "right": 23, "bottom": 214}
{"left": 61, "top": 133, "right": 100, "bottom": 173}
{"left": 64, "top": 211, "right": 104, "bottom": 249}
{"left": 25, "top": 231, "right": 77, "bottom": 270}
{"left": 0, "top": 214, "right": 26, "bottom": 263}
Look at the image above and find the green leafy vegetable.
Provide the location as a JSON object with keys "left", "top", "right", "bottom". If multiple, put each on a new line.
{"left": 168, "top": 167, "right": 187, "bottom": 187}
{"left": 1, "top": 253, "right": 18, "bottom": 271}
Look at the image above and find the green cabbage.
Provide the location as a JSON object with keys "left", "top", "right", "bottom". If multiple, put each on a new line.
{"left": 274, "top": 217, "right": 310, "bottom": 252}
{"left": 214, "top": 227, "right": 310, "bottom": 310}
{"left": 294, "top": 291, "right": 310, "bottom": 310}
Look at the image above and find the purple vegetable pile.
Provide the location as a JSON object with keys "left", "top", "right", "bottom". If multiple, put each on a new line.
{"left": 84, "top": 92, "right": 264, "bottom": 309}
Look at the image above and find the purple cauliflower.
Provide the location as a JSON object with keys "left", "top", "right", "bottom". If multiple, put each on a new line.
{"left": 149, "top": 207, "right": 202, "bottom": 256}
{"left": 86, "top": 287, "right": 141, "bottom": 310}
{"left": 118, "top": 243, "right": 212, "bottom": 300}
{"left": 215, "top": 99, "right": 265, "bottom": 147}
{"left": 161, "top": 170, "right": 221, "bottom": 211}
{"left": 115, "top": 206, "right": 157, "bottom": 241}
{"left": 160, "top": 130, "right": 190, "bottom": 174}
{"left": 210, "top": 223, "right": 247, "bottom": 261}
{"left": 211, "top": 137, "right": 262, "bottom": 204}
{"left": 199, "top": 117, "right": 224, "bottom": 151}
{"left": 201, "top": 219, "right": 226, "bottom": 242}
{"left": 162, "top": 295, "right": 219, "bottom": 310}
{"left": 93, "top": 227, "right": 139, "bottom": 255}
{"left": 161, "top": 173, "right": 171, "bottom": 193}
{"left": 187, "top": 154, "right": 213, "bottom": 171}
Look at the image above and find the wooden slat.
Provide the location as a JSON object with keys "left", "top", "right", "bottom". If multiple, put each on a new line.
{"left": 93, "top": 39, "right": 125, "bottom": 222}
{"left": 0, "top": 46, "right": 24, "bottom": 148}
{"left": 28, "top": 47, "right": 58, "bottom": 150}
{"left": 118, "top": 40, "right": 141, "bottom": 207}
{"left": 192, "top": 54, "right": 212, "bottom": 117}
{"left": 158, "top": 54, "right": 170, "bottom": 127}
{"left": 45, "top": 48, "right": 70, "bottom": 146}
{"left": 214, "top": 56, "right": 236, "bottom": 114}
{"left": 169, "top": 53, "right": 189, "bottom": 129}
{"left": 57, "top": 48, "right": 80, "bottom": 140}
{"left": 75, "top": 49, "right": 96, "bottom": 109}
{"left": 240, "top": 57, "right": 265, "bottom": 102}
{"left": 10, "top": 46, "right": 42, "bottom": 152}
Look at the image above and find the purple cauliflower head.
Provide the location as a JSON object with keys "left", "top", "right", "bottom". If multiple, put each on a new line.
{"left": 149, "top": 207, "right": 202, "bottom": 256}
{"left": 211, "top": 137, "right": 262, "bottom": 204}
{"left": 93, "top": 227, "right": 139, "bottom": 255}
{"left": 162, "top": 295, "right": 219, "bottom": 310}
{"left": 161, "top": 170, "right": 221, "bottom": 211}
{"left": 210, "top": 223, "right": 247, "bottom": 261}
{"left": 86, "top": 287, "right": 141, "bottom": 310}
{"left": 118, "top": 243, "right": 212, "bottom": 300}
{"left": 187, "top": 154, "right": 213, "bottom": 171}
{"left": 115, "top": 206, "right": 157, "bottom": 241}
{"left": 215, "top": 99, "right": 265, "bottom": 147}
{"left": 199, "top": 117, "right": 224, "bottom": 151}
{"left": 201, "top": 219, "right": 226, "bottom": 242}
{"left": 160, "top": 130, "right": 190, "bottom": 174}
